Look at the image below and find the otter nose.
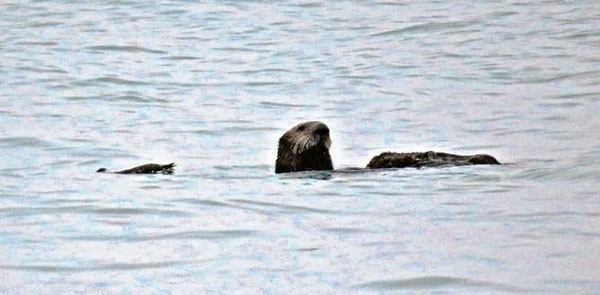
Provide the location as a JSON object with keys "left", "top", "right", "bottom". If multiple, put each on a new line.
{"left": 314, "top": 124, "right": 329, "bottom": 136}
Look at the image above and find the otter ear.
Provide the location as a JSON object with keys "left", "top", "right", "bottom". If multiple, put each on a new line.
{"left": 297, "top": 125, "right": 306, "bottom": 131}
{"left": 96, "top": 168, "right": 107, "bottom": 173}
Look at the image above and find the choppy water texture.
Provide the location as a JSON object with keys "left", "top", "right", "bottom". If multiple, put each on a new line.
{"left": 1, "top": 1, "right": 599, "bottom": 293}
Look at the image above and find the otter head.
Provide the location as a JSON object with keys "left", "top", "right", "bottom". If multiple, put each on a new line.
{"left": 275, "top": 121, "right": 333, "bottom": 174}
{"left": 96, "top": 168, "right": 108, "bottom": 173}
{"left": 468, "top": 154, "right": 501, "bottom": 165}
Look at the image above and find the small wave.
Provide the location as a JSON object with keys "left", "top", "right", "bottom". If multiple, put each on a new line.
{"left": 493, "top": 128, "right": 545, "bottom": 136}
{"left": 14, "top": 41, "right": 58, "bottom": 46}
{"left": 213, "top": 164, "right": 271, "bottom": 171}
{"left": 229, "top": 68, "right": 290, "bottom": 74}
{"left": 95, "top": 208, "right": 193, "bottom": 216}
{"left": 16, "top": 66, "right": 67, "bottom": 74}
{"left": 160, "top": 9, "right": 187, "bottom": 15}
{"left": 258, "top": 101, "right": 318, "bottom": 109}
{"left": 164, "top": 82, "right": 228, "bottom": 87}
{"left": 0, "top": 206, "right": 193, "bottom": 218}
{"left": 0, "top": 137, "right": 52, "bottom": 148}
{"left": 489, "top": 11, "right": 518, "bottom": 18}
{"left": 173, "top": 198, "right": 273, "bottom": 215}
{"left": 452, "top": 144, "right": 502, "bottom": 151}
{"left": 213, "top": 47, "right": 269, "bottom": 53}
{"left": 0, "top": 260, "right": 192, "bottom": 273}
{"left": 335, "top": 74, "right": 378, "bottom": 80}
{"left": 295, "top": 2, "right": 321, "bottom": 8}
{"left": 371, "top": 21, "right": 476, "bottom": 37}
{"left": 29, "top": 21, "right": 64, "bottom": 28}
{"left": 496, "top": 211, "right": 599, "bottom": 220}
{"left": 174, "top": 198, "right": 232, "bottom": 207}
{"left": 112, "top": 95, "right": 148, "bottom": 102}
{"left": 163, "top": 55, "right": 200, "bottom": 60}
{"left": 355, "top": 276, "right": 527, "bottom": 292}
{"left": 297, "top": 247, "right": 319, "bottom": 252}
{"left": 244, "top": 81, "right": 283, "bottom": 86}
{"left": 549, "top": 91, "right": 599, "bottom": 100}
{"left": 42, "top": 198, "right": 97, "bottom": 204}
{"left": 565, "top": 31, "right": 600, "bottom": 39}
{"left": 511, "top": 164, "right": 576, "bottom": 182}
{"left": 72, "top": 77, "right": 151, "bottom": 87}
{"left": 279, "top": 170, "right": 334, "bottom": 180}
{"left": 322, "top": 227, "right": 371, "bottom": 234}
{"left": 220, "top": 126, "right": 280, "bottom": 132}
{"left": 67, "top": 229, "right": 256, "bottom": 242}
{"left": 515, "top": 69, "right": 600, "bottom": 84}
{"left": 86, "top": 45, "right": 167, "bottom": 54}
{"left": 229, "top": 199, "right": 344, "bottom": 215}
{"left": 164, "top": 129, "right": 217, "bottom": 135}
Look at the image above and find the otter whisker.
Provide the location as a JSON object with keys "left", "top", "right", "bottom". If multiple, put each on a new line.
{"left": 303, "top": 137, "right": 313, "bottom": 153}
{"left": 293, "top": 134, "right": 329, "bottom": 155}
{"left": 296, "top": 141, "right": 304, "bottom": 154}
{"left": 292, "top": 135, "right": 310, "bottom": 155}
{"left": 303, "top": 137, "right": 312, "bottom": 153}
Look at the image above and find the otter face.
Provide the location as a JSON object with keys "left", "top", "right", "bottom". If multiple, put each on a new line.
{"left": 275, "top": 121, "right": 333, "bottom": 173}
{"left": 288, "top": 121, "right": 331, "bottom": 155}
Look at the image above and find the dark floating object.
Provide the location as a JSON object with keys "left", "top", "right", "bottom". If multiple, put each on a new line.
{"left": 275, "top": 121, "right": 333, "bottom": 174}
{"left": 96, "top": 163, "right": 176, "bottom": 174}
{"left": 367, "top": 151, "right": 500, "bottom": 169}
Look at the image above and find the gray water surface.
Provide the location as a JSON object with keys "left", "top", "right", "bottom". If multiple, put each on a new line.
{"left": 1, "top": 1, "right": 599, "bottom": 293}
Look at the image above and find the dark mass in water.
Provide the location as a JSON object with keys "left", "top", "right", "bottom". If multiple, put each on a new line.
{"left": 96, "top": 163, "right": 176, "bottom": 174}
{"left": 275, "top": 121, "right": 333, "bottom": 174}
{"left": 367, "top": 151, "right": 500, "bottom": 169}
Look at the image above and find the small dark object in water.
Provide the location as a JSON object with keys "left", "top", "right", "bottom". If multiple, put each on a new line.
{"left": 366, "top": 151, "right": 500, "bottom": 169}
{"left": 275, "top": 121, "right": 333, "bottom": 174}
{"left": 96, "top": 163, "right": 176, "bottom": 174}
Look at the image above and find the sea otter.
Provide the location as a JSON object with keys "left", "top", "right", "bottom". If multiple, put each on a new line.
{"left": 275, "top": 121, "right": 333, "bottom": 173}
{"left": 366, "top": 151, "right": 500, "bottom": 169}
{"left": 275, "top": 121, "right": 500, "bottom": 173}
{"left": 96, "top": 163, "right": 176, "bottom": 174}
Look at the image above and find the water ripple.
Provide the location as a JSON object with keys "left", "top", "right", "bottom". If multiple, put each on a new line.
{"left": 0, "top": 260, "right": 197, "bottom": 273}
{"left": 258, "top": 101, "right": 318, "bottom": 109}
{"left": 14, "top": 41, "right": 58, "bottom": 46}
{"left": 0, "top": 137, "right": 52, "bottom": 148}
{"left": 0, "top": 206, "right": 193, "bottom": 217}
{"left": 29, "top": 21, "right": 64, "bottom": 28}
{"left": 173, "top": 198, "right": 274, "bottom": 215}
{"left": 163, "top": 55, "right": 200, "bottom": 60}
{"left": 67, "top": 230, "right": 257, "bottom": 242}
{"left": 355, "top": 276, "right": 528, "bottom": 292}
{"left": 86, "top": 45, "right": 167, "bottom": 54}
{"left": 371, "top": 21, "right": 478, "bottom": 37}
{"left": 228, "top": 199, "right": 356, "bottom": 215}
{"left": 515, "top": 69, "right": 600, "bottom": 84}
{"left": 72, "top": 76, "right": 151, "bottom": 87}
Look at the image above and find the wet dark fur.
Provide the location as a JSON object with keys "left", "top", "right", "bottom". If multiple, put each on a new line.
{"left": 96, "top": 163, "right": 176, "bottom": 174}
{"left": 367, "top": 151, "right": 500, "bottom": 169}
{"left": 275, "top": 121, "right": 333, "bottom": 174}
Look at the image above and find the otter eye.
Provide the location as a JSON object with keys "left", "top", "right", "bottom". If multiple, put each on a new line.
{"left": 297, "top": 125, "right": 306, "bottom": 132}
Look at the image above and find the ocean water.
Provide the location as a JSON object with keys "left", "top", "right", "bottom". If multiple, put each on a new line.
{"left": 1, "top": 0, "right": 599, "bottom": 293}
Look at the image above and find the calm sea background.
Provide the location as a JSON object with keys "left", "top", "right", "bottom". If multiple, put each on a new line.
{"left": 1, "top": 0, "right": 599, "bottom": 293}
